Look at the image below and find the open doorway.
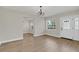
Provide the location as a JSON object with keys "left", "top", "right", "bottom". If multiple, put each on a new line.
{"left": 23, "top": 17, "right": 34, "bottom": 35}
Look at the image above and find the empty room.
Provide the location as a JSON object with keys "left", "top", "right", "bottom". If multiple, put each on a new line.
{"left": 0, "top": 6, "right": 79, "bottom": 52}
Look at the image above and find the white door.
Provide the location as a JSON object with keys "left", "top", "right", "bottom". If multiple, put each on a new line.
{"left": 73, "top": 17, "right": 79, "bottom": 41}
{"left": 60, "top": 16, "right": 73, "bottom": 39}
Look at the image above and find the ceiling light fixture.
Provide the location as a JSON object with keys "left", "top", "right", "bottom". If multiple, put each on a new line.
{"left": 37, "top": 6, "right": 45, "bottom": 16}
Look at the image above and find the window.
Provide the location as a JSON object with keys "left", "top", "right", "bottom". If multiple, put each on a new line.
{"left": 48, "top": 20, "right": 56, "bottom": 29}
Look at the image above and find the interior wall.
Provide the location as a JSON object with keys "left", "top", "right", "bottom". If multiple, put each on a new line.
{"left": 0, "top": 8, "right": 29, "bottom": 42}
{"left": 55, "top": 10, "right": 79, "bottom": 37}
{"left": 59, "top": 14, "right": 79, "bottom": 41}
{"left": 0, "top": 8, "right": 46, "bottom": 41}
{"left": 32, "top": 16, "right": 61, "bottom": 37}
{"left": 33, "top": 17, "right": 45, "bottom": 36}
{"left": 45, "top": 11, "right": 79, "bottom": 38}
{"left": 45, "top": 17, "right": 60, "bottom": 37}
{"left": 1, "top": 7, "right": 79, "bottom": 43}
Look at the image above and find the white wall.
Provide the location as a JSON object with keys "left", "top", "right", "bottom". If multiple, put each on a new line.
{"left": 0, "top": 7, "right": 46, "bottom": 42}
{"left": 33, "top": 16, "right": 61, "bottom": 37}
{"left": 33, "top": 17, "right": 46, "bottom": 36}
{"left": 45, "top": 11, "right": 79, "bottom": 38}
{"left": 1, "top": 7, "right": 79, "bottom": 43}
{"left": 0, "top": 8, "right": 29, "bottom": 43}
{"left": 45, "top": 17, "right": 60, "bottom": 37}
{"left": 23, "top": 17, "right": 46, "bottom": 36}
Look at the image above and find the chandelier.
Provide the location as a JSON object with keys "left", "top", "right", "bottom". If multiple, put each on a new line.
{"left": 37, "top": 6, "right": 45, "bottom": 16}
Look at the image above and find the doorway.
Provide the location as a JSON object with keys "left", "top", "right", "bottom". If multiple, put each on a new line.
{"left": 23, "top": 18, "right": 34, "bottom": 34}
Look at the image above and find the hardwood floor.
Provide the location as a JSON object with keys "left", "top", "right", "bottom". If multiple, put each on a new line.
{"left": 0, "top": 33, "right": 79, "bottom": 52}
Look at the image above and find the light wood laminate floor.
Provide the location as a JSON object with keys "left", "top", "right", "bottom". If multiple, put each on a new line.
{"left": 0, "top": 33, "right": 79, "bottom": 52}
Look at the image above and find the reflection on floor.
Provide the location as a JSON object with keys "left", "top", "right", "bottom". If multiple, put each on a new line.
{"left": 0, "top": 33, "right": 79, "bottom": 52}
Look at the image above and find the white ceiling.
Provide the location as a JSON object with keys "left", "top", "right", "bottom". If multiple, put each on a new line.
{"left": 1, "top": 6, "right": 79, "bottom": 17}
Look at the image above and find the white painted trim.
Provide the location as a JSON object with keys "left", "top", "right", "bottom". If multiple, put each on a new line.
{"left": 33, "top": 33, "right": 44, "bottom": 37}
{"left": 46, "top": 33, "right": 61, "bottom": 38}
{"left": 73, "top": 39, "right": 79, "bottom": 41}
{"left": 0, "top": 42, "right": 2, "bottom": 46}
{"left": 0, "top": 37, "right": 23, "bottom": 45}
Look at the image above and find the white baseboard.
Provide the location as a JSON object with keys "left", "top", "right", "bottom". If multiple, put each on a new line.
{"left": 0, "top": 42, "right": 2, "bottom": 46}
{"left": 33, "top": 33, "right": 44, "bottom": 37}
{"left": 46, "top": 33, "right": 61, "bottom": 38}
{"left": 33, "top": 33, "right": 61, "bottom": 38}
{"left": 70, "top": 38, "right": 79, "bottom": 41}
{"left": 0, "top": 37, "right": 23, "bottom": 46}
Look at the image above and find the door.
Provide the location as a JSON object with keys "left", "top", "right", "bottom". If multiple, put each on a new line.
{"left": 74, "top": 17, "right": 79, "bottom": 41}
{"left": 60, "top": 16, "right": 73, "bottom": 39}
